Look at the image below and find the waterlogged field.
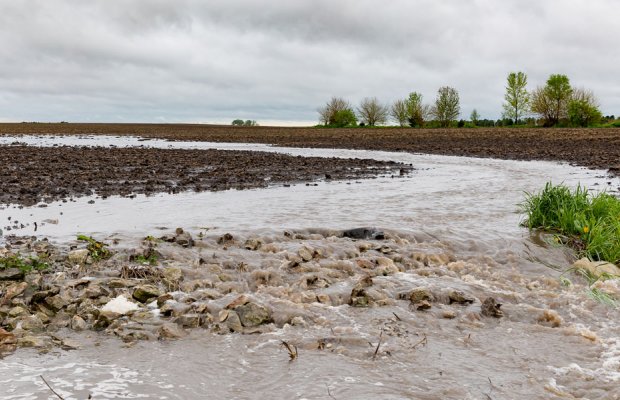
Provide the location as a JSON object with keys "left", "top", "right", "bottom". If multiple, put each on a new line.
{"left": 0, "top": 130, "right": 619, "bottom": 399}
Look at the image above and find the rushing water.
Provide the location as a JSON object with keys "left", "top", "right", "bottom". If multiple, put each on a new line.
{"left": 1, "top": 135, "right": 619, "bottom": 399}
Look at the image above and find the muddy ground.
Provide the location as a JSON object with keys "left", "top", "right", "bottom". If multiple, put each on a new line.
{"left": 0, "top": 146, "right": 408, "bottom": 206}
{"left": 1, "top": 123, "right": 619, "bottom": 175}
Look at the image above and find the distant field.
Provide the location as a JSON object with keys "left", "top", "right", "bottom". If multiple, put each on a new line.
{"left": 1, "top": 123, "right": 619, "bottom": 175}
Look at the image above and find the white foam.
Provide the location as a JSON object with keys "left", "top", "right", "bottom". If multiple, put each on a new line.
{"left": 101, "top": 295, "right": 139, "bottom": 314}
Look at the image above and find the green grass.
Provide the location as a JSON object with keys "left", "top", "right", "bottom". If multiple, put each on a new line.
{"left": 521, "top": 182, "right": 620, "bottom": 264}
{"left": 0, "top": 254, "right": 49, "bottom": 274}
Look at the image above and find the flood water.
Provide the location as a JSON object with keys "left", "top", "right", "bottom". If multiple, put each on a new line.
{"left": 1, "top": 136, "right": 619, "bottom": 399}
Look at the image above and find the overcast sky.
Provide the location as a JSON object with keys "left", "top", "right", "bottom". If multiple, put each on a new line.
{"left": 0, "top": 0, "right": 618, "bottom": 125}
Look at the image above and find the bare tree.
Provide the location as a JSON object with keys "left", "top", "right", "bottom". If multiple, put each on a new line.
{"left": 432, "top": 86, "right": 460, "bottom": 127}
{"left": 357, "top": 97, "right": 389, "bottom": 126}
{"left": 318, "top": 97, "right": 352, "bottom": 126}
{"left": 391, "top": 99, "right": 408, "bottom": 127}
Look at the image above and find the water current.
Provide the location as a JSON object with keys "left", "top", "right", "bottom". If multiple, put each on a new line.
{"left": 0, "top": 135, "right": 619, "bottom": 399}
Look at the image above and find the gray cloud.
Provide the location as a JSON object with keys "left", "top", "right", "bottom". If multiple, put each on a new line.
{"left": 0, "top": 0, "right": 618, "bottom": 124}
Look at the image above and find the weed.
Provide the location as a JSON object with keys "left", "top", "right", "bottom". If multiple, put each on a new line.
{"left": 0, "top": 254, "right": 48, "bottom": 273}
{"left": 77, "top": 235, "right": 111, "bottom": 261}
{"left": 521, "top": 182, "right": 620, "bottom": 264}
{"left": 134, "top": 253, "right": 158, "bottom": 266}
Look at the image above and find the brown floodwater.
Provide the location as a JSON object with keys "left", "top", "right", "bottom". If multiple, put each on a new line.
{"left": 0, "top": 136, "right": 619, "bottom": 399}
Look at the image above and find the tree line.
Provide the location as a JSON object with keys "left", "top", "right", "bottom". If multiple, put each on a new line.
{"left": 318, "top": 72, "right": 615, "bottom": 128}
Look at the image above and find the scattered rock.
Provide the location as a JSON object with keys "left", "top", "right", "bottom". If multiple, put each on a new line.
{"left": 1, "top": 282, "right": 28, "bottom": 304}
{"left": 217, "top": 233, "right": 234, "bottom": 245}
{"left": 244, "top": 238, "right": 262, "bottom": 251}
{"left": 235, "top": 302, "right": 272, "bottom": 327}
{"left": 71, "top": 315, "right": 88, "bottom": 331}
{"left": 159, "top": 322, "right": 187, "bottom": 339}
{"left": 132, "top": 285, "right": 162, "bottom": 303}
{"left": 19, "top": 314, "right": 45, "bottom": 332}
{"left": 0, "top": 268, "right": 24, "bottom": 281}
{"left": 448, "top": 290, "right": 475, "bottom": 305}
{"left": 415, "top": 300, "right": 432, "bottom": 311}
{"left": 573, "top": 258, "right": 620, "bottom": 279}
{"left": 342, "top": 228, "right": 385, "bottom": 240}
{"left": 350, "top": 276, "right": 373, "bottom": 307}
{"left": 18, "top": 335, "right": 51, "bottom": 348}
{"left": 174, "top": 228, "right": 194, "bottom": 248}
{"left": 406, "top": 288, "right": 433, "bottom": 303}
{"left": 481, "top": 297, "right": 503, "bottom": 318}
{"left": 67, "top": 249, "right": 90, "bottom": 265}
{"left": 298, "top": 247, "right": 314, "bottom": 262}
{"left": 538, "top": 310, "right": 563, "bottom": 328}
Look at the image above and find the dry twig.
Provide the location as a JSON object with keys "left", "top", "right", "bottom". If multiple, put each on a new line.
{"left": 281, "top": 340, "right": 298, "bottom": 361}
{"left": 372, "top": 330, "right": 384, "bottom": 360}
{"left": 39, "top": 375, "right": 65, "bottom": 400}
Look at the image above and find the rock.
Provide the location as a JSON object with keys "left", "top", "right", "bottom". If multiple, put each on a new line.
{"left": 350, "top": 276, "right": 373, "bottom": 307}
{"left": 0, "top": 268, "right": 24, "bottom": 281}
{"left": 163, "top": 267, "right": 183, "bottom": 288}
{"left": 108, "top": 278, "right": 137, "bottom": 288}
{"left": 67, "top": 249, "right": 90, "bottom": 265}
{"left": 19, "top": 315, "right": 45, "bottom": 332}
{"left": 159, "top": 322, "right": 187, "bottom": 339}
{"left": 290, "top": 316, "right": 307, "bottom": 327}
{"left": 0, "top": 327, "right": 16, "bottom": 346}
{"left": 298, "top": 247, "right": 314, "bottom": 262}
{"left": 132, "top": 285, "right": 162, "bottom": 303}
{"left": 8, "top": 306, "right": 29, "bottom": 318}
{"left": 442, "top": 310, "right": 457, "bottom": 319}
{"left": 407, "top": 288, "right": 433, "bottom": 303}
{"left": 235, "top": 302, "right": 272, "bottom": 327}
{"left": 342, "top": 228, "right": 385, "bottom": 240}
{"left": 31, "top": 288, "right": 60, "bottom": 304}
{"left": 225, "top": 294, "right": 250, "bottom": 309}
{"left": 157, "top": 293, "right": 174, "bottom": 307}
{"left": 223, "top": 310, "right": 243, "bottom": 332}
{"left": 82, "top": 284, "right": 109, "bottom": 299}
{"left": 448, "top": 290, "right": 475, "bottom": 305}
{"left": 481, "top": 297, "right": 503, "bottom": 318}
{"left": 415, "top": 300, "right": 432, "bottom": 311}
{"left": 244, "top": 238, "right": 262, "bottom": 251}
{"left": 45, "top": 295, "right": 69, "bottom": 312}
{"left": 1, "top": 282, "right": 28, "bottom": 304}
{"left": 174, "top": 228, "right": 194, "bottom": 248}
{"left": 538, "top": 310, "right": 563, "bottom": 328}
{"left": 174, "top": 313, "right": 206, "bottom": 328}
{"left": 217, "top": 233, "right": 235, "bottom": 245}
{"left": 573, "top": 258, "right": 620, "bottom": 278}
{"left": 71, "top": 315, "right": 88, "bottom": 331}
{"left": 18, "top": 335, "right": 51, "bottom": 348}
{"left": 94, "top": 311, "right": 121, "bottom": 330}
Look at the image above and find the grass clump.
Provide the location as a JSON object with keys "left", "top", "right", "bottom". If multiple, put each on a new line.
{"left": 521, "top": 182, "right": 620, "bottom": 264}
{"left": 77, "top": 234, "right": 111, "bottom": 261}
{"left": 0, "top": 254, "right": 49, "bottom": 274}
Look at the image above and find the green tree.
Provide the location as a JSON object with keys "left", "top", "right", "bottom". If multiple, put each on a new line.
{"left": 470, "top": 109, "right": 480, "bottom": 125}
{"left": 568, "top": 88, "right": 603, "bottom": 127}
{"left": 432, "top": 86, "right": 460, "bottom": 128}
{"left": 502, "top": 72, "right": 529, "bottom": 124}
{"left": 331, "top": 109, "right": 357, "bottom": 127}
{"left": 405, "top": 92, "right": 431, "bottom": 127}
{"left": 532, "top": 74, "right": 572, "bottom": 126}
{"left": 232, "top": 119, "right": 244, "bottom": 126}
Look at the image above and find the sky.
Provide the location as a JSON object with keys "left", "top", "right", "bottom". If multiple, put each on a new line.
{"left": 0, "top": 0, "right": 618, "bottom": 126}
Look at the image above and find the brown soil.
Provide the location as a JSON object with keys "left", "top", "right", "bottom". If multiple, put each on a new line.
{"left": 1, "top": 123, "right": 619, "bottom": 174}
{"left": 0, "top": 146, "right": 407, "bottom": 206}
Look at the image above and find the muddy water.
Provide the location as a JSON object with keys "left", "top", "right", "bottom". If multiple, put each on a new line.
{"left": 1, "top": 136, "right": 620, "bottom": 399}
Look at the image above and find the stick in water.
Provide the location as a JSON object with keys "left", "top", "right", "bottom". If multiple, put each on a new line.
{"left": 39, "top": 375, "right": 65, "bottom": 400}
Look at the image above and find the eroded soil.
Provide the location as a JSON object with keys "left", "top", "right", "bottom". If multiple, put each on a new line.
{"left": 1, "top": 123, "right": 619, "bottom": 174}
{"left": 0, "top": 146, "right": 407, "bottom": 206}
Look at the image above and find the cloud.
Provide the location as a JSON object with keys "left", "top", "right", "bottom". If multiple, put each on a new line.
{"left": 0, "top": 0, "right": 618, "bottom": 124}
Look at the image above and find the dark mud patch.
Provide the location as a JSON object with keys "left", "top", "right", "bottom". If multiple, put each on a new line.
{"left": 1, "top": 124, "right": 619, "bottom": 176}
{"left": 0, "top": 146, "right": 410, "bottom": 206}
